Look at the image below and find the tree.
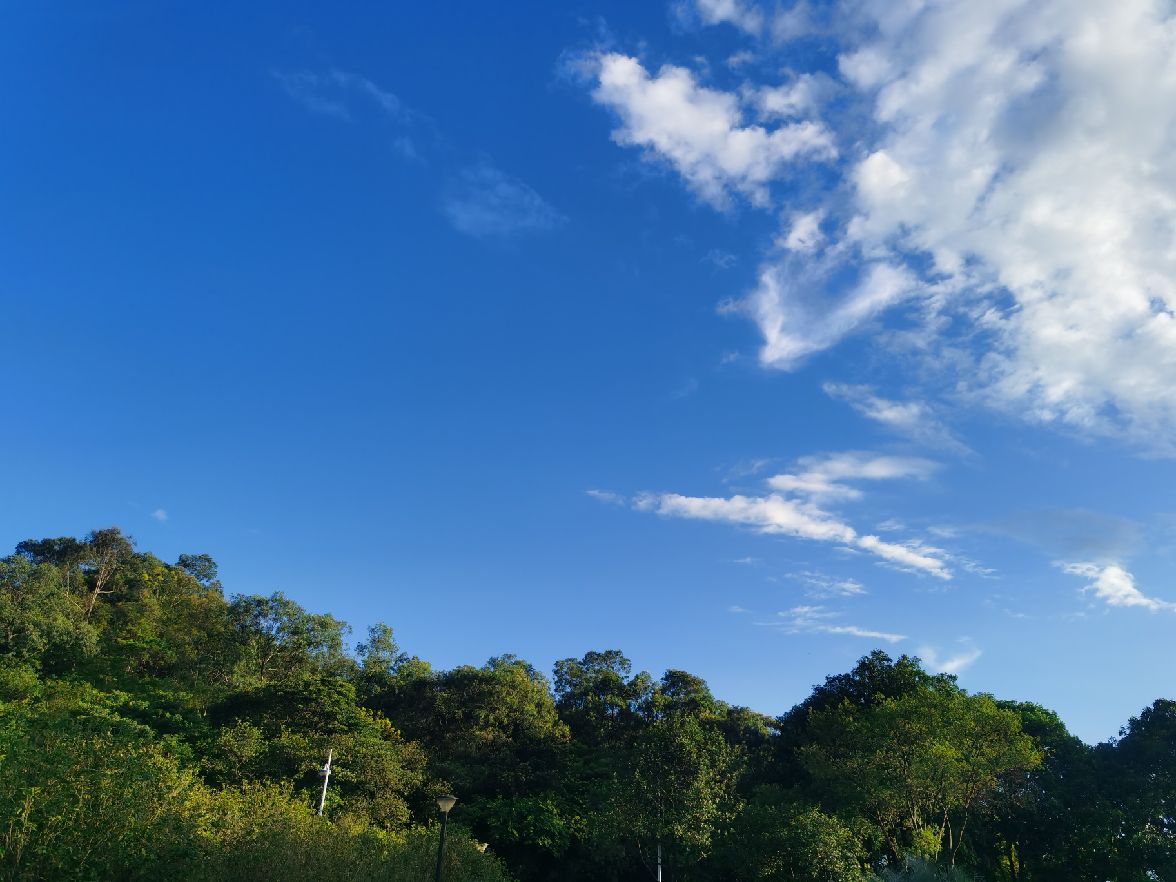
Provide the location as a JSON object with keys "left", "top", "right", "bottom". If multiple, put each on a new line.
{"left": 103, "top": 554, "right": 232, "bottom": 686}
{"left": 802, "top": 686, "right": 1041, "bottom": 867}
{"left": 81, "top": 527, "right": 135, "bottom": 618}
{"left": 580, "top": 670, "right": 744, "bottom": 881}
{"left": 0, "top": 681, "right": 204, "bottom": 881}
{"left": 14, "top": 536, "right": 88, "bottom": 571}
{"left": 618, "top": 712, "right": 743, "bottom": 880}
{"left": 176, "top": 553, "right": 221, "bottom": 589}
{"left": 206, "top": 674, "right": 428, "bottom": 827}
{"left": 967, "top": 701, "right": 1099, "bottom": 882}
{"left": 773, "top": 651, "right": 956, "bottom": 790}
{"left": 553, "top": 649, "right": 653, "bottom": 747}
{"left": 1105, "top": 699, "right": 1176, "bottom": 880}
{"left": 710, "top": 788, "right": 870, "bottom": 882}
{"left": 227, "top": 592, "right": 353, "bottom": 685}
{"left": 0, "top": 555, "right": 96, "bottom": 669}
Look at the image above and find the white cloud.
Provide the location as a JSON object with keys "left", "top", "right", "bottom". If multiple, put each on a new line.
{"left": 815, "top": 0, "right": 1176, "bottom": 445}
{"left": 688, "top": 0, "right": 765, "bottom": 35}
{"left": 591, "top": 1, "right": 1176, "bottom": 449}
{"left": 766, "top": 450, "right": 937, "bottom": 500}
{"left": 590, "top": 53, "right": 836, "bottom": 208}
{"left": 586, "top": 489, "right": 626, "bottom": 506}
{"left": 918, "top": 644, "right": 982, "bottom": 674}
{"left": 779, "top": 210, "right": 824, "bottom": 253}
{"left": 750, "top": 259, "right": 917, "bottom": 370}
{"left": 443, "top": 163, "right": 566, "bottom": 238}
{"left": 822, "top": 623, "right": 906, "bottom": 642}
{"left": 151, "top": 508, "right": 168, "bottom": 523}
{"left": 640, "top": 491, "right": 857, "bottom": 543}
{"left": 1061, "top": 562, "right": 1176, "bottom": 612}
{"left": 761, "top": 604, "right": 905, "bottom": 642}
{"left": 635, "top": 451, "right": 951, "bottom": 579}
{"left": 857, "top": 534, "right": 948, "bottom": 576}
{"left": 746, "top": 74, "right": 834, "bottom": 121}
{"left": 957, "top": 557, "right": 998, "bottom": 578}
{"left": 726, "top": 50, "right": 757, "bottom": 70}
{"left": 823, "top": 383, "right": 970, "bottom": 453}
{"left": 790, "top": 570, "right": 867, "bottom": 597}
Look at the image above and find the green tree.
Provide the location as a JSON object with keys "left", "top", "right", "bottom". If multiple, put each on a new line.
{"left": 0, "top": 682, "right": 203, "bottom": 881}
{"left": 205, "top": 674, "right": 427, "bottom": 826}
{"left": 1105, "top": 699, "right": 1176, "bottom": 880}
{"left": 802, "top": 686, "right": 1040, "bottom": 867}
{"left": 553, "top": 649, "right": 653, "bottom": 747}
{"left": 711, "top": 788, "right": 870, "bottom": 882}
{"left": 0, "top": 555, "right": 96, "bottom": 670}
{"left": 773, "top": 651, "right": 957, "bottom": 791}
{"left": 227, "top": 592, "right": 354, "bottom": 685}
{"left": 80, "top": 527, "right": 135, "bottom": 618}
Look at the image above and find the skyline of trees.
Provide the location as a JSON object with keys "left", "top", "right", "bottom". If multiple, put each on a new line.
{"left": 1, "top": 527, "right": 1172, "bottom": 881}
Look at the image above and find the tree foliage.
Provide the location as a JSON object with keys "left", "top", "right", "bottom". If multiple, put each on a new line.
{"left": 1, "top": 530, "right": 1173, "bottom": 881}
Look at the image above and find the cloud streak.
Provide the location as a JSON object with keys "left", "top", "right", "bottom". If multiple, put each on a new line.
{"left": 635, "top": 451, "right": 951, "bottom": 579}
{"left": 918, "top": 644, "right": 982, "bottom": 674}
{"left": 586, "top": 489, "right": 626, "bottom": 506}
{"left": 789, "top": 570, "right": 866, "bottom": 597}
{"left": 759, "top": 605, "right": 905, "bottom": 643}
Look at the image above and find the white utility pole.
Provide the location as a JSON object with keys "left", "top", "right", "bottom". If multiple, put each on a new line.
{"left": 317, "top": 748, "right": 333, "bottom": 816}
{"left": 656, "top": 840, "right": 662, "bottom": 882}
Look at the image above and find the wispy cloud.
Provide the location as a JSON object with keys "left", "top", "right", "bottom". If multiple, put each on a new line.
{"left": 277, "top": 68, "right": 562, "bottom": 239}
{"left": 272, "top": 69, "right": 413, "bottom": 125}
{"left": 1060, "top": 562, "right": 1176, "bottom": 613}
{"left": 703, "top": 248, "right": 738, "bottom": 270}
{"left": 918, "top": 643, "right": 982, "bottom": 674}
{"left": 443, "top": 163, "right": 566, "bottom": 238}
{"left": 151, "top": 508, "right": 168, "bottom": 523}
{"left": 992, "top": 509, "right": 1143, "bottom": 560}
{"left": 758, "top": 604, "right": 905, "bottom": 643}
{"left": 766, "top": 451, "right": 937, "bottom": 501}
{"left": 634, "top": 451, "right": 952, "bottom": 579}
{"left": 789, "top": 570, "right": 866, "bottom": 597}
{"left": 728, "top": 556, "right": 761, "bottom": 566}
{"left": 823, "top": 383, "right": 970, "bottom": 454}
{"left": 586, "top": 489, "right": 627, "bottom": 506}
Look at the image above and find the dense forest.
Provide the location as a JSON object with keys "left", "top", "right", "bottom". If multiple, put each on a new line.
{"left": 0, "top": 529, "right": 1172, "bottom": 881}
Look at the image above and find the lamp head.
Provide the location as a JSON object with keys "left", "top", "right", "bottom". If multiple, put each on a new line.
{"left": 437, "top": 793, "right": 458, "bottom": 814}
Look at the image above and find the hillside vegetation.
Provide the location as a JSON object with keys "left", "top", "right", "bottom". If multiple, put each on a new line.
{"left": 1, "top": 529, "right": 1172, "bottom": 881}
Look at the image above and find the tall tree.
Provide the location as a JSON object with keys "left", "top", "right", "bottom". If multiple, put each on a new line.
{"left": 80, "top": 527, "right": 135, "bottom": 618}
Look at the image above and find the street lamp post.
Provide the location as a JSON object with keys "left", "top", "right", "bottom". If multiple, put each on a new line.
{"left": 434, "top": 793, "right": 458, "bottom": 882}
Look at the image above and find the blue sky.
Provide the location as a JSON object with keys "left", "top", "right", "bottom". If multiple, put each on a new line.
{"left": 4, "top": 0, "right": 1176, "bottom": 743}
